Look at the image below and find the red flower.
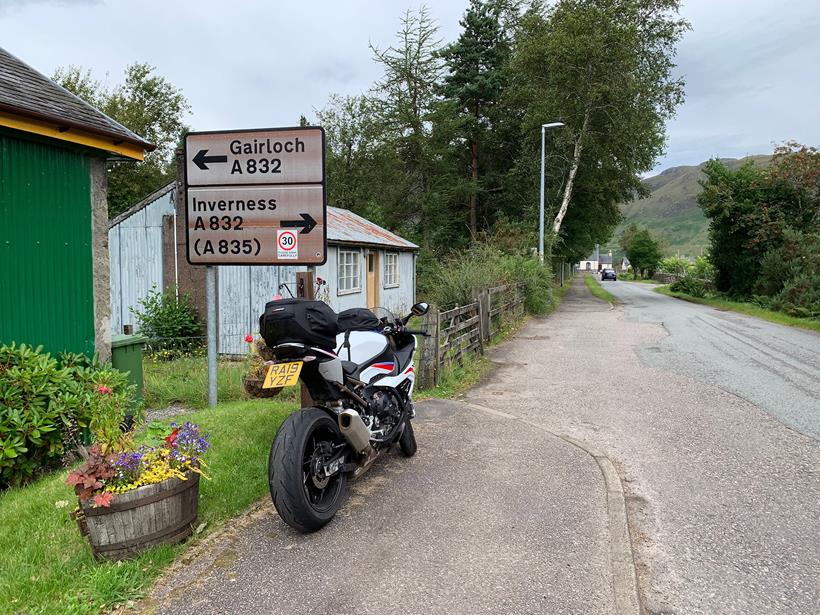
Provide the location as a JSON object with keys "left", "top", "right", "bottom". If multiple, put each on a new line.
{"left": 92, "top": 492, "right": 114, "bottom": 508}
{"left": 244, "top": 334, "right": 254, "bottom": 343}
{"left": 96, "top": 385, "right": 112, "bottom": 395}
{"left": 165, "top": 427, "right": 180, "bottom": 447}
{"left": 316, "top": 277, "right": 324, "bottom": 284}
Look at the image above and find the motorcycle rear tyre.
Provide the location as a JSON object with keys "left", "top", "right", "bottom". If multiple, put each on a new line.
{"left": 268, "top": 407, "right": 347, "bottom": 533}
{"left": 398, "top": 419, "right": 417, "bottom": 457}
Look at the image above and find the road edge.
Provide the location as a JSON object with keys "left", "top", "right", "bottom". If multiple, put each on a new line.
{"left": 463, "top": 401, "right": 641, "bottom": 615}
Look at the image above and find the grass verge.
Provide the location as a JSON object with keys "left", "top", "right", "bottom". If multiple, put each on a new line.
{"left": 584, "top": 275, "right": 619, "bottom": 304}
{"left": 143, "top": 356, "right": 250, "bottom": 409}
{"left": 0, "top": 398, "right": 295, "bottom": 615}
{"left": 551, "top": 278, "right": 574, "bottom": 307}
{"left": 416, "top": 351, "right": 492, "bottom": 400}
{"left": 654, "top": 286, "right": 820, "bottom": 333}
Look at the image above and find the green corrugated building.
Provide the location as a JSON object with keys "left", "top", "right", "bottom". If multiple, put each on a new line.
{"left": 0, "top": 47, "right": 153, "bottom": 360}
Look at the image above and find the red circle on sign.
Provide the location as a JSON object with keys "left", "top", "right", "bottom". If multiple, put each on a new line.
{"left": 278, "top": 231, "right": 296, "bottom": 251}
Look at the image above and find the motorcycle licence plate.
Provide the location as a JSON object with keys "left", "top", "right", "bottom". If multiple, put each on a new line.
{"left": 262, "top": 362, "right": 303, "bottom": 389}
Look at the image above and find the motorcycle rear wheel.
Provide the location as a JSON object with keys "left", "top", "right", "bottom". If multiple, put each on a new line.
{"left": 268, "top": 407, "right": 348, "bottom": 533}
{"left": 398, "top": 419, "right": 417, "bottom": 457}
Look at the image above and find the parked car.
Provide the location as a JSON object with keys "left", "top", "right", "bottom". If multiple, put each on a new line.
{"left": 601, "top": 269, "right": 617, "bottom": 281}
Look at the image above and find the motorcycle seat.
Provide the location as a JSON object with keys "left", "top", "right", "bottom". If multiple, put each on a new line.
{"left": 341, "top": 361, "right": 358, "bottom": 376}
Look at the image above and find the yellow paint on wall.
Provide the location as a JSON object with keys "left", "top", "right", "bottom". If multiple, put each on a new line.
{"left": 0, "top": 111, "right": 146, "bottom": 160}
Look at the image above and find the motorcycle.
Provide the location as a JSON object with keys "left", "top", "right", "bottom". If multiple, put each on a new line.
{"left": 258, "top": 298, "right": 429, "bottom": 532}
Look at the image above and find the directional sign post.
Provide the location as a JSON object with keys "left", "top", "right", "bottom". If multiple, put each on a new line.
{"left": 183, "top": 126, "right": 326, "bottom": 265}
{"left": 183, "top": 126, "right": 326, "bottom": 407}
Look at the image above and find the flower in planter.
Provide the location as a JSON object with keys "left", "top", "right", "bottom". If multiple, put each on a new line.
{"left": 66, "top": 424, "right": 209, "bottom": 507}
{"left": 164, "top": 427, "right": 180, "bottom": 446}
{"left": 244, "top": 334, "right": 254, "bottom": 343}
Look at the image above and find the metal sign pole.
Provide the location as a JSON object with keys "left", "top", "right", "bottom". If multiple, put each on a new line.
{"left": 206, "top": 265, "right": 217, "bottom": 407}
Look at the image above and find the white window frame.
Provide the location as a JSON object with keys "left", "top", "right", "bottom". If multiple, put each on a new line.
{"left": 337, "top": 248, "right": 361, "bottom": 295}
{"left": 383, "top": 252, "right": 400, "bottom": 288}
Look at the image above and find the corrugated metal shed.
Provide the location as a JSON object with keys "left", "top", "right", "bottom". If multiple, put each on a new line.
{"left": 0, "top": 132, "right": 94, "bottom": 355}
{"left": 109, "top": 185, "right": 175, "bottom": 333}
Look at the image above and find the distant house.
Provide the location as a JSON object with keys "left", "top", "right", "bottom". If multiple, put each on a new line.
{"left": 0, "top": 47, "right": 152, "bottom": 360}
{"left": 619, "top": 256, "right": 631, "bottom": 272}
{"left": 109, "top": 183, "right": 419, "bottom": 354}
{"left": 578, "top": 246, "right": 613, "bottom": 272}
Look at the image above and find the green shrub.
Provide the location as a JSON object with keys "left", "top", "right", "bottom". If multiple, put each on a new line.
{"left": 692, "top": 256, "right": 716, "bottom": 281}
{"left": 766, "top": 272, "right": 820, "bottom": 319}
{"left": 0, "top": 344, "right": 71, "bottom": 487}
{"left": 753, "top": 230, "right": 820, "bottom": 318}
{"left": 420, "top": 243, "right": 552, "bottom": 313}
{"left": 659, "top": 256, "right": 692, "bottom": 276}
{"left": 0, "top": 345, "right": 140, "bottom": 488}
{"left": 60, "top": 356, "right": 139, "bottom": 444}
{"left": 670, "top": 275, "right": 707, "bottom": 298}
{"left": 130, "top": 286, "right": 203, "bottom": 358}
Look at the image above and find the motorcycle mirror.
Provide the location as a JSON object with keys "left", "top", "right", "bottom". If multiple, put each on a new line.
{"left": 411, "top": 302, "right": 429, "bottom": 316}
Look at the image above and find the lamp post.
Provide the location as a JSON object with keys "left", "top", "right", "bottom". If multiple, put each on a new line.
{"left": 539, "top": 122, "right": 565, "bottom": 263}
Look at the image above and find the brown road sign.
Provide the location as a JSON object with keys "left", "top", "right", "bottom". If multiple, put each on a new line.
{"left": 183, "top": 126, "right": 326, "bottom": 265}
{"left": 186, "top": 185, "right": 325, "bottom": 265}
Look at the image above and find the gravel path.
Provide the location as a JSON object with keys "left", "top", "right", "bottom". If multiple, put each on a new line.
{"left": 468, "top": 277, "right": 820, "bottom": 614}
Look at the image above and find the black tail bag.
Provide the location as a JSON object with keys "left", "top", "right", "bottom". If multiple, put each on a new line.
{"left": 337, "top": 308, "right": 380, "bottom": 332}
{"left": 259, "top": 299, "right": 339, "bottom": 350}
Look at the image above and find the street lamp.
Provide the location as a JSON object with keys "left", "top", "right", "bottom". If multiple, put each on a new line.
{"left": 539, "top": 122, "right": 565, "bottom": 263}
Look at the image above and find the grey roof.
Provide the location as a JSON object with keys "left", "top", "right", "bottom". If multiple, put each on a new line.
{"left": 327, "top": 206, "right": 418, "bottom": 250}
{"left": 583, "top": 252, "right": 612, "bottom": 264}
{"left": 111, "top": 182, "right": 418, "bottom": 251}
{"left": 0, "top": 47, "right": 153, "bottom": 151}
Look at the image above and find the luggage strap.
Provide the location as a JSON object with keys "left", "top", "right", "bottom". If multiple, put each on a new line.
{"left": 343, "top": 330, "right": 352, "bottom": 361}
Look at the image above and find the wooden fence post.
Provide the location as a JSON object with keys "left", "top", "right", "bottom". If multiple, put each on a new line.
{"left": 474, "top": 288, "right": 490, "bottom": 342}
{"left": 420, "top": 304, "right": 440, "bottom": 389}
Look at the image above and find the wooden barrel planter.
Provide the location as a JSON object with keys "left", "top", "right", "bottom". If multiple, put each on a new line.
{"left": 79, "top": 472, "right": 200, "bottom": 561}
{"left": 243, "top": 373, "right": 281, "bottom": 398}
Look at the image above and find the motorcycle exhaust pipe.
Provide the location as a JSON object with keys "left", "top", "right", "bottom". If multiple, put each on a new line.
{"left": 339, "top": 409, "right": 372, "bottom": 454}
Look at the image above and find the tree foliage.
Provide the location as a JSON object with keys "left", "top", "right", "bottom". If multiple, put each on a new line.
{"left": 439, "top": 0, "right": 512, "bottom": 236}
{"left": 510, "top": 0, "right": 688, "bottom": 245}
{"left": 620, "top": 224, "right": 662, "bottom": 278}
{"left": 698, "top": 142, "right": 819, "bottom": 315}
{"left": 316, "top": 1, "right": 686, "bottom": 269}
{"left": 53, "top": 63, "right": 190, "bottom": 217}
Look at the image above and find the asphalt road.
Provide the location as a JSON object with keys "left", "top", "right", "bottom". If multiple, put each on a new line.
{"left": 143, "top": 398, "right": 616, "bottom": 615}
{"left": 468, "top": 278, "right": 820, "bottom": 614}
{"left": 606, "top": 281, "right": 820, "bottom": 440}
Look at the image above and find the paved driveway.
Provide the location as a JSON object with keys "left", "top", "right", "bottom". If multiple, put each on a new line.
{"left": 144, "top": 398, "right": 616, "bottom": 614}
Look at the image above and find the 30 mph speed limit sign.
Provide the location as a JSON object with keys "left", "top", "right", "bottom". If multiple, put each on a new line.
{"left": 183, "top": 126, "right": 326, "bottom": 265}
{"left": 277, "top": 229, "right": 298, "bottom": 260}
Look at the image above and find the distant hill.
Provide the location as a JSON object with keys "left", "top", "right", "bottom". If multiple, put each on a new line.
{"left": 614, "top": 155, "right": 770, "bottom": 257}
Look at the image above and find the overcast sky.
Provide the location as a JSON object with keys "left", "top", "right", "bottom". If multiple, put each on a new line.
{"left": 1, "top": 0, "right": 818, "bottom": 175}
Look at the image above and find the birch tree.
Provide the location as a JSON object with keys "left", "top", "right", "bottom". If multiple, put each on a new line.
{"left": 513, "top": 0, "right": 688, "bottom": 237}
